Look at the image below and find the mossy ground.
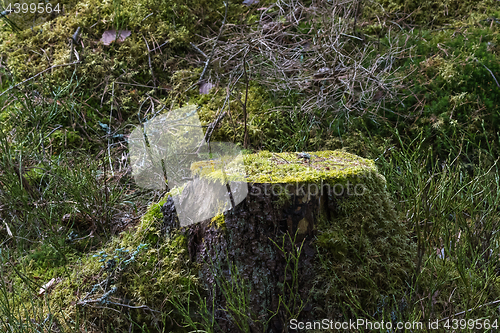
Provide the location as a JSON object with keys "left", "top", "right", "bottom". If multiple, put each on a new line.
{"left": 0, "top": 196, "right": 197, "bottom": 332}
{"left": 210, "top": 212, "right": 225, "bottom": 230}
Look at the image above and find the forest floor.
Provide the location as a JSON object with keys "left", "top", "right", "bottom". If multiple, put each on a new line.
{"left": 1, "top": 0, "right": 500, "bottom": 331}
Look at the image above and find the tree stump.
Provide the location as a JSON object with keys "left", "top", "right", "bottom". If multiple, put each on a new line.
{"left": 162, "top": 150, "right": 415, "bottom": 333}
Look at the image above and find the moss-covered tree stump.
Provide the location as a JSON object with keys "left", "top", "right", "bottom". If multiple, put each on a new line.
{"left": 162, "top": 150, "right": 415, "bottom": 332}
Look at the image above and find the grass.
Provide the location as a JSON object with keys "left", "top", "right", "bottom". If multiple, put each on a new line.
{"left": 359, "top": 125, "right": 500, "bottom": 330}
{"left": 1, "top": 77, "right": 500, "bottom": 333}
{"left": 274, "top": 124, "right": 500, "bottom": 332}
{"left": 169, "top": 230, "right": 307, "bottom": 333}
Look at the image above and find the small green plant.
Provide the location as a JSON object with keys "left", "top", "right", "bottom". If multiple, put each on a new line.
{"left": 169, "top": 231, "right": 309, "bottom": 333}
{"left": 268, "top": 230, "right": 307, "bottom": 328}
{"left": 361, "top": 124, "right": 500, "bottom": 327}
{"left": 169, "top": 247, "right": 255, "bottom": 333}
{"left": 212, "top": 256, "right": 253, "bottom": 333}
{"left": 168, "top": 278, "right": 218, "bottom": 333}
{"left": 0, "top": 246, "right": 80, "bottom": 333}
{"left": 112, "top": 0, "right": 125, "bottom": 31}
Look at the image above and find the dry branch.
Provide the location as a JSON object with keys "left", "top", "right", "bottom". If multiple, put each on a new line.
{"left": 189, "top": 0, "right": 408, "bottom": 120}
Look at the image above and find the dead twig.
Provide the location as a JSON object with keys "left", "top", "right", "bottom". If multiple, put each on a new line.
{"left": 273, "top": 153, "right": 290, "bottom": 164}
{"left": 192, "top": 0, "right": 407, "bottom": 120}
{"left": 475, "top": 58, "right": 500, "bottom": 89}
{"left": 438, "top": 299, "right": 500, "bottom": 323}
{"left": 190, "top": 42, "right": 208, "bottom": 58}
{"left": 142, "top": 34, "right": 157, "bottom": 88}
{"left": 242, "top": 53, "right": 249, "bottom": 149}
{"left": 150, "top": 39, "right": 170, "bottom": 52}
{"left": 206, "top": 111, "right": 227, "bottom": 145}
{"left": 69, "top": 27, "right": 81, "bottom": 62}
{"left": 114, "top": 81, "right": 170, "bottom": 90}
{"left": 77, "top": 298, "right": 160, "bottom": 313}
{"left": 198, "top": 1, "right": 228, "bottom": 85}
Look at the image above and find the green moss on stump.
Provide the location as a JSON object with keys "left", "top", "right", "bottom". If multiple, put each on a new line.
{"left": 32, "top": 150, "right": 411, "bottom": 329}
{"left": 191, "top": 150, "right": 376, "bottom": 184}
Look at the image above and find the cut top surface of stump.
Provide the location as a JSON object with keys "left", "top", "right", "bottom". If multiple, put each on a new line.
{"left": 190, "top": 150, "right": 377, "bottom": 184}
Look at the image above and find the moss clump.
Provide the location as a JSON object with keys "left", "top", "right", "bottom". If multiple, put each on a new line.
{"left": 366, "top": 24, "right": 500, "bottom": 162}
{"left": 191, "top": 150, "right": 376, "bottom": 184}
{"left": 140, "top": 195, "right": 169, "bottom": 230}
{"left": 364, "top": 0, "right": 496, "bottom": 27}
{"left": 193, "top": 83, "right": 274, "bottom": 147}
{"left": 210, "top": 212, "right": 226, "bottom": 230}
{"left": 49, "top": 129, "right": 85, "bottom": 150}
{"left": 0, "top": 0, "right": 255, "bottom": 86}
{"left": 51, "top": 209, "right": 196, "bottom": 331}
{"left": 312, "top": 168, "right": 415, "bottom": 315}
{"left": 0, "top": 190, "right": 197, "bottom": 332}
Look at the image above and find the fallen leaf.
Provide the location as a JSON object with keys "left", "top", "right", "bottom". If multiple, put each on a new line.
{"left": 199, "top": 81, "right": 214, "bottom": 95}
{"left": 100, "top": 29, "right": 132, "bottom": 46}
{"left": 243, "top": 0, "right": 259, "bottom": 5}
{"left": 372, "top": 89, "right": 385, "bottom": 101}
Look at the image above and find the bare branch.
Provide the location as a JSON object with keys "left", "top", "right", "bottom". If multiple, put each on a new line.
{"left": 189, "top": 0, "right": 408, "bottom": 120}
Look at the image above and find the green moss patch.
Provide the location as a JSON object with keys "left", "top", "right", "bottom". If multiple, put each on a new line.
{"left": 0, "top": 194, "right": 197, "bottom": 332}
{"left": 191, "top": 150, "right": 376, "bottom": 184}
{"left": 364, "top": 0, "right": 496, "bottom": 27}
{"left": 313, "top": 168, "right": 415, "bottom": 313}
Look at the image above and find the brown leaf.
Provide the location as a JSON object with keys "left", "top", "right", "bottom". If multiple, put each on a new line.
{"left": 243, "top": 0, "right": 259, "bottom": 6}
{"left": 199, "top": 81, "right": 214, "bottom": 95}
{"left": 100, "top": 29, "right": 132, "bottom": 46}
{"left": 372, "top": 89, "right": 385, "bottom": 101}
